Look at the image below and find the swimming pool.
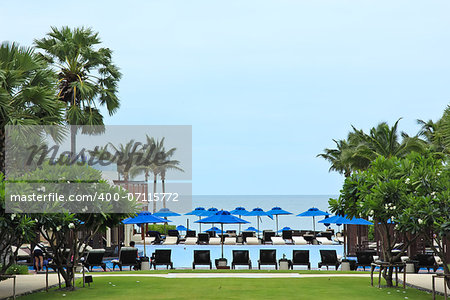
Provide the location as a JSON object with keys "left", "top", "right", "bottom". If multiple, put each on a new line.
{"left": 135, "top": 244, "right": 344, "bottom": 269}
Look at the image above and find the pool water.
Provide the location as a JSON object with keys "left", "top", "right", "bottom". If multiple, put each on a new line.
{"left": 136, "top": 244, "right": 343, "bottom": 269}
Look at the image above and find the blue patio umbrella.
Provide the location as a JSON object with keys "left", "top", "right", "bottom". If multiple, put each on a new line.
{"left": 196, "top": 210, "right": 249, "bottom": 258}
{"left": 243, "top": 226, "right": 260, "bottom": 233}
{"left": 319, "top": 215, "right": 372, "bottom": 258}
{"left": 297, "top": 208, "right": 330, "bottom": 238}
{"left": 199, "top": 207, "right": 219, "bottom": 217}
{"left": 278, "top": 226, "right": 292, "bottom": 233}
{"left": 230, "top": 207, "right": 249, "bottom": 234}
{"left": 267, "top": 207, "right": 292, "bottom": 234}
{"left": 246, "top": 208, "right": 273, "bottom": 239}
{"left": 154, "top": 208, "right": 181, "bottom": 217}
{"left": 122, "top": 211, "right": 169, "bottom": 257}
{"left": 176, "top": 225, "right": 188, "bottom": 232}
{"left": 185, "top": 207, "right": 206, "bottom": 232}
{"left": 205, "top": 226, "right": 223, "bottom": 233}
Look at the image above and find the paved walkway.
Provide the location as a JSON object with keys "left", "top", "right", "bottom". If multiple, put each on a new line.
{"left": 0, "top": 274, "right": 61, "bottom": 299}
{"left": 1, "top": 272, "right": 447, "bottom": 299}
{"left": 403, "top": 273, "right": 448, "bottom": 295}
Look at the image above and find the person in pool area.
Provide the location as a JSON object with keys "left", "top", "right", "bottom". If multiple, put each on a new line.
{"left": 130, "top": 241, "right": 141, "bottom": 270}
{"left": 33, "top": 243, "right": 45, "bottom": 272}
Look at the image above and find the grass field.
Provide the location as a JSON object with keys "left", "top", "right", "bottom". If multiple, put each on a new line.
{"left": 21, "top": 276, "right": 441, "bottom": 300}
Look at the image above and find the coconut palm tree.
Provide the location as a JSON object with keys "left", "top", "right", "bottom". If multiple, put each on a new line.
{"left": 319, "top": 119, "right": 426, "bottom": 176}
{"left": 34, "top": 26, "right": 121, "bottom": 157}
{"left": 158, "top": 147, "right": 184, "bottom": 208}
{"left": 0, "top": 42, "right": 64, "bottom": 174}
{"left": 350, "top": 119, "right": 425, "bottom": 163}
{"left": 437, "top": 106, "right": 450, "bottom": 154}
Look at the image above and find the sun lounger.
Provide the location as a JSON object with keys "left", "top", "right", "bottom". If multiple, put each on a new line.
{"left": 334, "top": 236, "right": 344, "bottom": 244}
{"left": 415, "top": 253, "right": 438, "bottom": 273}
{"left": 242, "top": 231, "right": 255, "bottom": 243}
{"left": 263, "top": 231, "right": 276, "bottom": 244}
{"left": 246, "top": 237, "right": 259, "bottom": 245}
{"left": 83, "top": 249, "right": 106, "bottom": 271}
{"left": 318, "top": 250, "right": 340, "bottom": 270}
{"left": 292, "top": 236, "right": 308, "bottom": 245}
{"left": 224, "top": 237, "right": 237, "bottom": 245}
{"left": 151, "top": 249, "right": 173, "bottom": 269}
{"left": 198, "top": 233, "right": 210, "bottom": 245}
{"left": 258, "top": 249, "right": 277, "bottom": 270}
{"left": 282, "top": 230, "right": 293, "bottom": 243}
{"left": 291, "top": 250, "right": 310, "bottom": 270}
{"left": 185, "top": 230, "right": 196, "bottom": 238}
{"left": 185, "top": 237, "right": 198, "bottom": 245}
{"left": 271, "top": 236, "right": 286, "bottom": 245}
{"left": 316, "top": 237, "right": 333, "bottom": 245}
{"left": 193, "top": 250, "right": 212, "bottom": 269}
{"left": 232, "top": 250, "right": 252, "bottom": 269}
{"left": 163, "top": 236, "right": 178, "bottom": 245}
{"left": 209, "top": 237, "right": 221, "bottom": 245}
{"left": 112, "top": 247, "right": 138, "bottom": 271}
{"left": 356, "top": 251, "right": 376, "bottom": 271}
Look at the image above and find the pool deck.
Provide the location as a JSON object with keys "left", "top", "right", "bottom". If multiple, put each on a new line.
{"left": 0, "top": 272, "right": 447, "bottom": 299}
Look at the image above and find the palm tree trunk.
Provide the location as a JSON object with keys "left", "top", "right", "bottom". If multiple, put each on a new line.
{"left": 70, "top": 125, "right": 76, "bottom": 160}
{"left": 161, "top": 172, "right": 166, "bottom": 209}
{"left": 0, "top": 126, "right": 5, "bottom": 175}
{"left": 145, "top": 171, "right": 149, "bottom": 210}
{"left": 152, "top": 173, "right": 157, "bottom": 213}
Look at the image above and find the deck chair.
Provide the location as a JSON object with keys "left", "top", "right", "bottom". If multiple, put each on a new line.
{"left": 163, "top": 236, "right": 178, "bottom": 245}
{"left": 263, "top": 231, "right": 276, "bottom": 244}
{"left": 356, "top": 251, "right": 376, "bottom": 271}
{"left": 151, "top": 249, "right": 173, "bottom": 269}
{"left": 167, "top": 230, "right": 179, "bottom": 237}
{"left": 146, "top": 231, "right": 162, "bottom": 244}
{"left": 271, "top": 236, "right": 286, "bottom": 245}
{"left": 291, "top": 250, "right": 310, "bottom": 270}
{"left": 185, "top": 237, "right": 198, "bottom": 245}
{"left": 193, "top": 250, "right": 212, "bottom": 269}
{"left": 112, "top": 247, "right": 138, "bottom": 271}
{"left": 224, "top": 237, "right": 237, "bottom": 245}
{"left": 197, "top": 233, "right": 210, "bottom": 245}
{"left": 232, "top": 250, "right": 252, "bottom": 269}
{"left": 185, "top": 230, "right": 196, "bottom": 238}
{"left": 318, "top": 250, "right": 340, "bottom": 270}
{"left": 292, "top": 236, "right": 308, "bottom": 245}
{"left": 258, "top": 249, "right": 277, "bottom": 269}
{"left": 246, "top": 237, "right": 259, "bottom": 245}
{"left": 242, "top": 231, "right": 255, "bottom": 243}
{"left": 416, "top": 253, "right": 438, "bottom": 273}
{"left": 316, "top": 237, "right": 333, "bottom": 245}
{"left": 83, "top": 249, "right": 106, "bottom": 271}
{"left": 282, "top": 230, "right": 293, "bottom": 243}
{"left": 209, "top": 237, "right": 221, "bottom": 245}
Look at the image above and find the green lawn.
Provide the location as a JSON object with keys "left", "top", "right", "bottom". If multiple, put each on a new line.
{"left": 20, "top": 276, "right": 441, "bottom": 300}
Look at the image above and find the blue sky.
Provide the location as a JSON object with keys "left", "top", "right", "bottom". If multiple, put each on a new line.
{"left": 2, "top": 1, "right": 449, "bottom": 195}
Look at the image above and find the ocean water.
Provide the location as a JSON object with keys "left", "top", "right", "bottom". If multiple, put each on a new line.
{"left": 162, "top": 195, "right": 338, "bottom": 233}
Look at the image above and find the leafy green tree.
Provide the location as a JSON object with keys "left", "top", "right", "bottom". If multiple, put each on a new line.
{"left": 395, "top": 153, "right": 450, "bottom": 285}
{"left": 34, "top": 27, "right": 121, "bottom": 156}
{"left": 330, "top": 156, "right": 415, "bottom": 287}
{"left": 0, "top": 174, "right": 36, "bottom": 280}
{"left": 0, "top": 42, "right": 64, "bottom": 174}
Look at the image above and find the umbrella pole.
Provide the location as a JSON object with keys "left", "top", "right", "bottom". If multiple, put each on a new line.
{"left": 313, "top": 216, "right": 316, "bottom": 238}
{"left": 198, "top": 216, "right": 202, "bottom": 233}
{"left": 276, "top": 215, "right": 279, "bottom": 234}
{"left": 257, "top": 216, "right": 260, "bottom": 240}
{"left": 239, "top": 215, "right": 241, "bottom": 235}
{"left": 143, "top": 224, "right": 147, "bottom": 257}
{"left": 221, "top": 223, "right": 224, "bottom": 259}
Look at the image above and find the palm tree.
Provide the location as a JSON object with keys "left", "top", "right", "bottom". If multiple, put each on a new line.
{"left": 350, "top": 119, "right": 425, "bottom": 163}
{"left": 34, "top": 26, "right": 121, "bottom": 157}
{"left": 0, "top": 42, "right": 64, "bottom": 174}
{"left": 158, "top": 147, "right": 184, "bottom": 208}
{"left": 437, "top": 106, "right": 450, "bottom": 154}
{"left": 319, "top": 119, "right": 426, "bottom": 176}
